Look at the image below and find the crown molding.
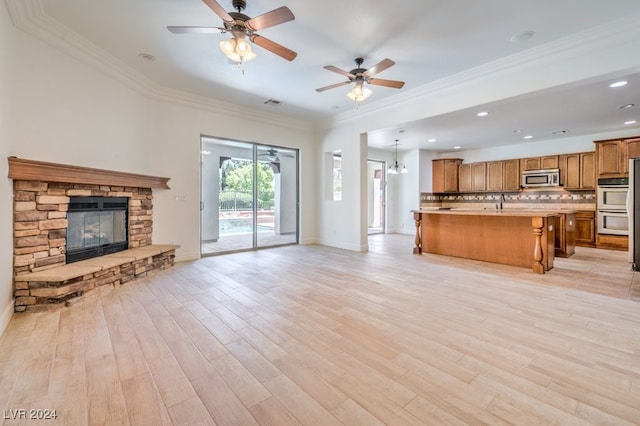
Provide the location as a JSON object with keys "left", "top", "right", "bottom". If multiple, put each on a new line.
{"left": 321, "top": 12, "right": 640, "bottom": 130}
{"left": 4, "top": 0, "right": 313, "bottom": 133}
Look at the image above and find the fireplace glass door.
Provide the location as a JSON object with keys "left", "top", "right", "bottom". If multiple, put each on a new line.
{"left": 66, "top": 196, "right": 128, "bottom": 263}
{"left": 200, "top": 136, "right": 299, "bottom": 255}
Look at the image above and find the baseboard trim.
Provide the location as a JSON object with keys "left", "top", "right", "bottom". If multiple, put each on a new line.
{"left": 175, "top": 252, "right": 201, "bottom": 263}
{"left": 316, "top": 239, "right": 368, "bottom": 252}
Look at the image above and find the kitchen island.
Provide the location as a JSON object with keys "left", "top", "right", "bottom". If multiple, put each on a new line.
{"left": 412, "top": 209, "right": 559, "bottom": 274}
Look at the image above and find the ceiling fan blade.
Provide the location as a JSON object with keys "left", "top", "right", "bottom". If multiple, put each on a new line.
{"left": 167, "top": 26, "right": 224, "bottom": 34}
{"left": 202, "top": 0, "right": 234, "bottom": 23}
{"left": 324, "top": 65, "right": 355, "bottom": 79}
{"left": 250, "top": 35, "right": 297, "bottom": 61}
{"left": 368, "top": 78, "right": 405, "bottom": 89}
{"left": 363, "top": 58, "right": 395, "bottom": 77}
{"left": 316, "top": 81, "right": 351, "bottom": 92}
{"left": 246, "top": 6, "right": 295, "bottom": 31}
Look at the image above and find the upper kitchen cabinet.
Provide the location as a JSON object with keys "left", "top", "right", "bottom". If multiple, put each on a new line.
{"left": 472, "top": 162, "right": 487, "bottom": 192}
{"left": 502, "top": 159, "right": 521, "bottom": 191}
{"left": 432, "top": 159, "right": 462, "bottom": 193}
{"left": 559, "top": 152, "right": 595, "bottom": 189}
{"left": 458, "top": 163, "right": 472, "bottom": 192}
{"left": 520, "top": 155, "right": 559, "bottom": 171}
{"left": 520, "top": 157, "right": 541, "bottom": 171}
{"left": 594, "top": 136, "right": 640, "bottom": 177}
{"left": 459, "top": 162, "right": 488, "bottom": 192}
{"left": 541, "top": 155, "right": 559, "bottom": 169}
{"left": 595, "top": 139, "right": 625, "bottom": 177}
{"left": 624, "top": 137, "right": 640, "bottom": 174}
{"left": 486, "top": 161, "right": 503, "bottom": 191}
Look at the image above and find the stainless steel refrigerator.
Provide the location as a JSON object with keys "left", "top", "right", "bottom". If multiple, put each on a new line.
{"left": 629, "top": 158, "right": 640, "bottom": 271}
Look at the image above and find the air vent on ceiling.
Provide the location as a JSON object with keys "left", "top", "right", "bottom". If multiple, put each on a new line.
{"left": 264, "top": 99, "right": 282, "bottom": 106}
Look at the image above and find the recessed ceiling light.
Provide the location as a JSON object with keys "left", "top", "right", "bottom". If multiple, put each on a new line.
{"left": 618, "top": 103, "right": 636, "bottom": 110}
{"left": 513, "top": 129, "right": 522, "bottom": 133}
{"left": 510, "top": 31, "right": 535, "bottom": 42}
{"left": 138, "top": 53, "right": 156, "bottom": 62}
{"left": 428, "top": 138, "right": 436, "bottom": 143}
{"left": 477, "top": 111, "right": 489, "bottom": 117}
{"left": 551, "top": 129, "right": 568, "bottom": 135}
{"left": 399, "top": 129, "right": 406, "bottom": 134}
{"left": 453, "top": 146, "right": 461, "bottom": 150}
{"left": 524, "top": 135, "right": 533, "bottom": 139}
{"left": 609, "top": 81, "right": 628, "bottom": 88}
{"left": 625, "top": 120, "right": 637, "bottom": 125}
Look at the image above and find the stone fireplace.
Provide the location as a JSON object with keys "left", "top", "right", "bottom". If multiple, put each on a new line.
{"left": 8, "top": 157, "right": 177, "bottom": 312}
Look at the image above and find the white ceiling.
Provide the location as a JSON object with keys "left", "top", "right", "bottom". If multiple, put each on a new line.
{"left": 33, "top": 0, "right": 640, "bottom": 151}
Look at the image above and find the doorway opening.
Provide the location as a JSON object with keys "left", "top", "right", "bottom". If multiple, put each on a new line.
{"left": 201, "top": 137, "right": 299, "bottom": 255}
{"left": 368, "top": 159, "right": 386, "bottom": 235}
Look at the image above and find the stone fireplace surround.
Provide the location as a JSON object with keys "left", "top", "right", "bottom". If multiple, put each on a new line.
{"left": 8, "top": 157, "right": 178, "bottom": 312}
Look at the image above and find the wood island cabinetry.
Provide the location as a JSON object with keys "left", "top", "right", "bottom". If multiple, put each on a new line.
{"left": 553, "top": 212, "right": 576, "bottom": 258}
{"left": 432, "top": 159, "right": 462, "bottom": 193}
{"left": 413, "top": 209, "right": 556, "bottom": 274}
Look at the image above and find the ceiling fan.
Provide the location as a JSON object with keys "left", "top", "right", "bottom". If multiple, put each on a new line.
{"left": 316, "top": 57, "right": 405, "bottom": 102}
{"left": 258, "top": 148, "right": 294, "bottom": 162}
{"left": 168, "top": 0, "right": 297, "bottom": 64}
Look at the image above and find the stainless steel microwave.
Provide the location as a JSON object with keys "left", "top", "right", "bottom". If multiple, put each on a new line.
{"left": 521, "top": 168, "right": 560, "bottom": 188}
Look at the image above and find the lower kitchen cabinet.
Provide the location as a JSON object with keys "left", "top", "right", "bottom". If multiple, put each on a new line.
{"left": 575, "top": 211, "right": 596, "bottom": 247}
{"left": 596, "top": 234, "right": 629, "bottom": 251}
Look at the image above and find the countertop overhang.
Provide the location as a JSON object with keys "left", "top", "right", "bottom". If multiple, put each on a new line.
{"left": 412, "top": 208, "right": 571, "bottom": 218}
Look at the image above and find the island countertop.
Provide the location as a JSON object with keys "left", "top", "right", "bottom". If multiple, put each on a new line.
{"left": 412, "top": 208, "right": 565, "bottom": 218}
{"left": 412, "top": 209, "right": 558, "bottom": 273}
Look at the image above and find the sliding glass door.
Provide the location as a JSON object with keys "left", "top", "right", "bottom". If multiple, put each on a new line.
{"left": 201, "top": 136, "right": 299, "bottom": 255}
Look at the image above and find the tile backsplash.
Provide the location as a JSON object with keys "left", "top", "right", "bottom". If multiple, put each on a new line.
{"left": 420, "top": 188, "right": 595, "bottom": 211}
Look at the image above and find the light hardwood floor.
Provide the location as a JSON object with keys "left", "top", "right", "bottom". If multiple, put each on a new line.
{"left": 2, "top": 234, "right": 640, "bottom": 425}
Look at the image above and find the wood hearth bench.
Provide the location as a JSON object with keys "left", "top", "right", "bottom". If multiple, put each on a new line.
{"left": 14, "top": 244, "right": 179, "bottom": 311}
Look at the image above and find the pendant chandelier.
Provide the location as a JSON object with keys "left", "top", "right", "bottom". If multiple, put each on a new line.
{"left": 388, "top": 140, "right": 407, "bottom": 174}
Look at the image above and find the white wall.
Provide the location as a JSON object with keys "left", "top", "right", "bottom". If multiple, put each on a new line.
{"left": 0, "top": 2, "right": 16, "bottom": 335}
{"left": 316, "top": 124, "right": 368, "bottom": 250}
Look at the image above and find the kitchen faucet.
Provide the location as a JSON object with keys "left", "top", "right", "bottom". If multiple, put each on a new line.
{"left": 500, "top": 193, "right": 505, "bottom": 210}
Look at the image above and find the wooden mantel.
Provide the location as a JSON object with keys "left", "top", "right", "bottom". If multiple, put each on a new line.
{"left": 8, "top": 157, "right": 170, "bottom": 189}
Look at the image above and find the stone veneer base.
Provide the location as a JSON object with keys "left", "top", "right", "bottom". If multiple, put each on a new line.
{"left": 14, "top": 248, "right": 176, "bottom": 312}
{"left": 11, "top": 173, "right": 174, "bottom": 312}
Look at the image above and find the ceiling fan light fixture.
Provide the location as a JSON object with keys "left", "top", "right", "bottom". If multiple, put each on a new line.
{"left": 346, "top": 82, "right": 372, "bottom": 102}
{"left": 219, "top": 33, "right": 256, "bottom": 64}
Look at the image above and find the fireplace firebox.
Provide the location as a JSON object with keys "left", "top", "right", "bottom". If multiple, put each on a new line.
{"left": 66, "top": 196, "right": 128, "bottom": 263}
